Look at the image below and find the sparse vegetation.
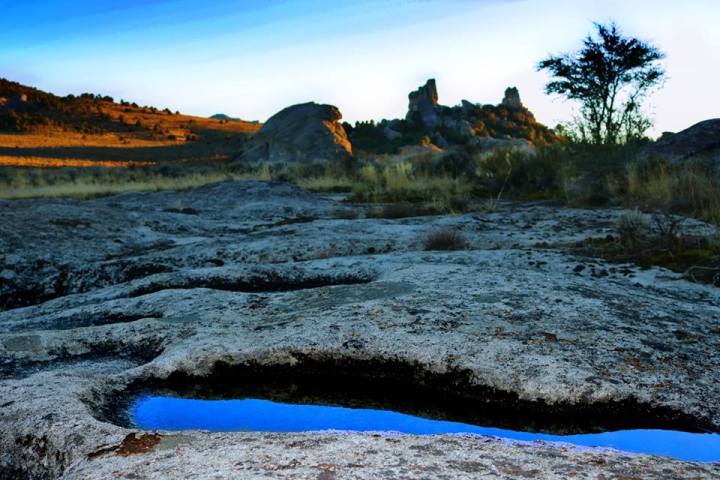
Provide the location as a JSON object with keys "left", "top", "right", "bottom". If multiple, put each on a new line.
{"left": 615, "top": 209, "right": 651, "bottom": 245}
{"left": 3, "top": 129, "right": 718, "bottom": 231}
{"left": 624, "top": 158, "right": 720, "bottom": 224}
{"left": 0, "top": 164, "right": 241, "bottom": 199}
{"left": 564, "top": 211, "right": 720, "bottom": 286}
{"left": 423, "top": 227, "right": 468, "bottom": 251}
{"left": 0, "top": 81, "right": 261, "bottom": 199}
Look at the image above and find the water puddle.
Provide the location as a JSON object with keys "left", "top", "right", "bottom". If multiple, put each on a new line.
{"left": 132, "top": 396, "right": 720, "bottom": 462}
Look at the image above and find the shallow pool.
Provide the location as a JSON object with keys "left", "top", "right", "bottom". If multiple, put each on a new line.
{"left": 132, "top": 396, "right": 720, "bottom": 462}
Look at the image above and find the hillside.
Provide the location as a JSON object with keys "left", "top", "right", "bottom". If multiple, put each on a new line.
{"left": 0, "top": 78, "right": 260, "bottom": 167}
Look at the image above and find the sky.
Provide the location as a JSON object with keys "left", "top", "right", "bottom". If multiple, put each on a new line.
{"left": 1, "top": 0, "right": 718, "bottom": 136}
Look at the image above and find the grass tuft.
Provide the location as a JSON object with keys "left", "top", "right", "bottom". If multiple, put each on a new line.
{"left": 423, "top": 227, "right": 468, "bottom": 251}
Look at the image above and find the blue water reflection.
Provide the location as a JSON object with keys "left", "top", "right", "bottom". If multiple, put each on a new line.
{"left": 132, "top": 396, "right": 720, "bottom": 462}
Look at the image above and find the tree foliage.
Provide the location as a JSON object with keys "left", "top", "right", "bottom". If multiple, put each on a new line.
{"left": 538, "top": 22, "right": 665, "bottom": 144}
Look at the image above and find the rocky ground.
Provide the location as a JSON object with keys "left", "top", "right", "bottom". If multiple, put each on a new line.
{"left": 1, "top": 181, "right": 719, "bottom": 479}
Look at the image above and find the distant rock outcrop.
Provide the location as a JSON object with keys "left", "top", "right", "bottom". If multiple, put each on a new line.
{"left": 210, "top": 113, "right": 238, "bottom": 121}
{"left": 501, "top": 87, "right": 523, "bottom": 109}
{"left": 407, "top": 79, "right": 440, "bottom": 128}
{"left": 240, "top": 102, "right": 353, "bottom": 164}
{"left": 398, "top": 79, "right": 557, "bottom": 148}
{"left": 643, "top": 119, "right": 720, "bottom": 172}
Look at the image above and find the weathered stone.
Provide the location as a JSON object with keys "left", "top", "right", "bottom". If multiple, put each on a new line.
{"left": 239, "top": 102, "right": 352, "bottom": 164}
{"left": 501, "top": 87, "right": 523, "bottom": 109}
{"left": 1, "top": 181, "right": 719, "bottom": 479}
{"left": 407, "top": 79, "right": 440, "bottom": 129}
{"left": 401, "top": 81, "right": 552, "bottom": 149}
{"left": 643, "top": 118, "right": 720, "bottom": 173}
{"left": 383, "top": 126, "right": 402, "bottom": 141}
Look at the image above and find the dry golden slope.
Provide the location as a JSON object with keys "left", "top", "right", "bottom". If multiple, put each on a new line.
{"left": 0, "top": 92, "right": 261, "bottom": 167}
{"left": 0, "top": 85, "right": 264, "bottom": 198}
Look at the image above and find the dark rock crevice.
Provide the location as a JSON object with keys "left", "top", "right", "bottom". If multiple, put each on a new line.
{"left": 0, "top": 261, "right": 174, "bottom": 312}
{"left": 126, "top": 271, "right": 376, "bottom": 298}
{"left": 95, "top": 354, "right": 715, "bottom": 436}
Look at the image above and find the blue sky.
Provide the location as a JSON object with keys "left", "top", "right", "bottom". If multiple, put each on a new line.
{"left": 1, "top": 0, "right": 718, "bottom": 135}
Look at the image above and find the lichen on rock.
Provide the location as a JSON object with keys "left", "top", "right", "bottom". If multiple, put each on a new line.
{"left": 1, "top": 181, "right": 719, "bottom": 479}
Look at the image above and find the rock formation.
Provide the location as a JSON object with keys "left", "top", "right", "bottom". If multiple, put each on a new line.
{"left": 643, "top": 118, "right": 720, "bottom": 173}
{"left": 501, "top": 87, "right": 523, "bottom": 109}
{"left": 1, "top": 181, "right": 719, "bottom": 478}
{"left": 396, "top": 79, "right": 556, "bottom": 147}
{"left": 240, "top": 102, "right": 352, "bottom": 163}
{"left": 406, "top": 79, "right": 440, "bottom": 128}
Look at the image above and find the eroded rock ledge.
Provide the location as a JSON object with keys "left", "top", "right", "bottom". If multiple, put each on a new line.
{"left": 1, "top": 181, "right": 719, "bottom": 479}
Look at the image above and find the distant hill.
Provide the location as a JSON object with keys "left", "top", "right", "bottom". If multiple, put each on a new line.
{"left": 210, "top": 114, "right": 234, "bottom": 121}
{"left": 0, "top": 78, "right": 262, "bottom": 167}
{"left": 0, "top": 78, "right": 260, "bottom": 138}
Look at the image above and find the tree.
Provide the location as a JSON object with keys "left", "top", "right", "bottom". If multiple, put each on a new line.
{"left": 538, "top": 22, "right": 665, "bottom": 144}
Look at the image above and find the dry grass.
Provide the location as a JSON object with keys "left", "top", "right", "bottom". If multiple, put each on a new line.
{"left": 0, "top": 169, "right": 238, "bottom": 200}
{"left": 0, "top": 103, "right": 260, "bottom": 198}
{"left": 0, "top": 104, "right": 259, "bottom": 199}
{"left": 350, "top": 162, "right": 472, "bottom": 206}
{"left": 295, "top": 175, "right": 355, "bottom": 192}
{"left": 0, "top": 102, "right": 260, "bottom": 169}
{"left": 0, "top": 156, "right": 154, "bottom": 168}
{"left": 0, "top": 131, "right": 175, "bottom": 148}
{"left": 617, "top": 159, "right": 720, "bottom": 224}
{"left": 423, "top": 227, "right": 468, "bottom": 251}
{"left": 614, "top": 209, "right": 651, "bottom": 245}
{"left": 4, "top": 108, "right": 718, "bottom": 236}
{"left": 234, "top": 151, "right": 476, "bottom": 214}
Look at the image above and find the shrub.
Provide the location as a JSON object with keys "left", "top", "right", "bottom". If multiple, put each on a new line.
{"left": 423, "top": 227, "right": 468, "bottom": 251}
{"left": 348, "top": 120, "right": 402, "bottom": 154}
{"left": 432, "top": 148, "right": 474, "bottom": 177}
{"left": 475, "top": 148, "right": 526, "bottom": 192}
{"left": 615, "top": 209, "right": 650, "bottom": 245}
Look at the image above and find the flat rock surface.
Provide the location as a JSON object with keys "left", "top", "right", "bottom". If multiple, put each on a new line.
{"left": 1, "top": 181, "right": 719, "bottom": 479}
